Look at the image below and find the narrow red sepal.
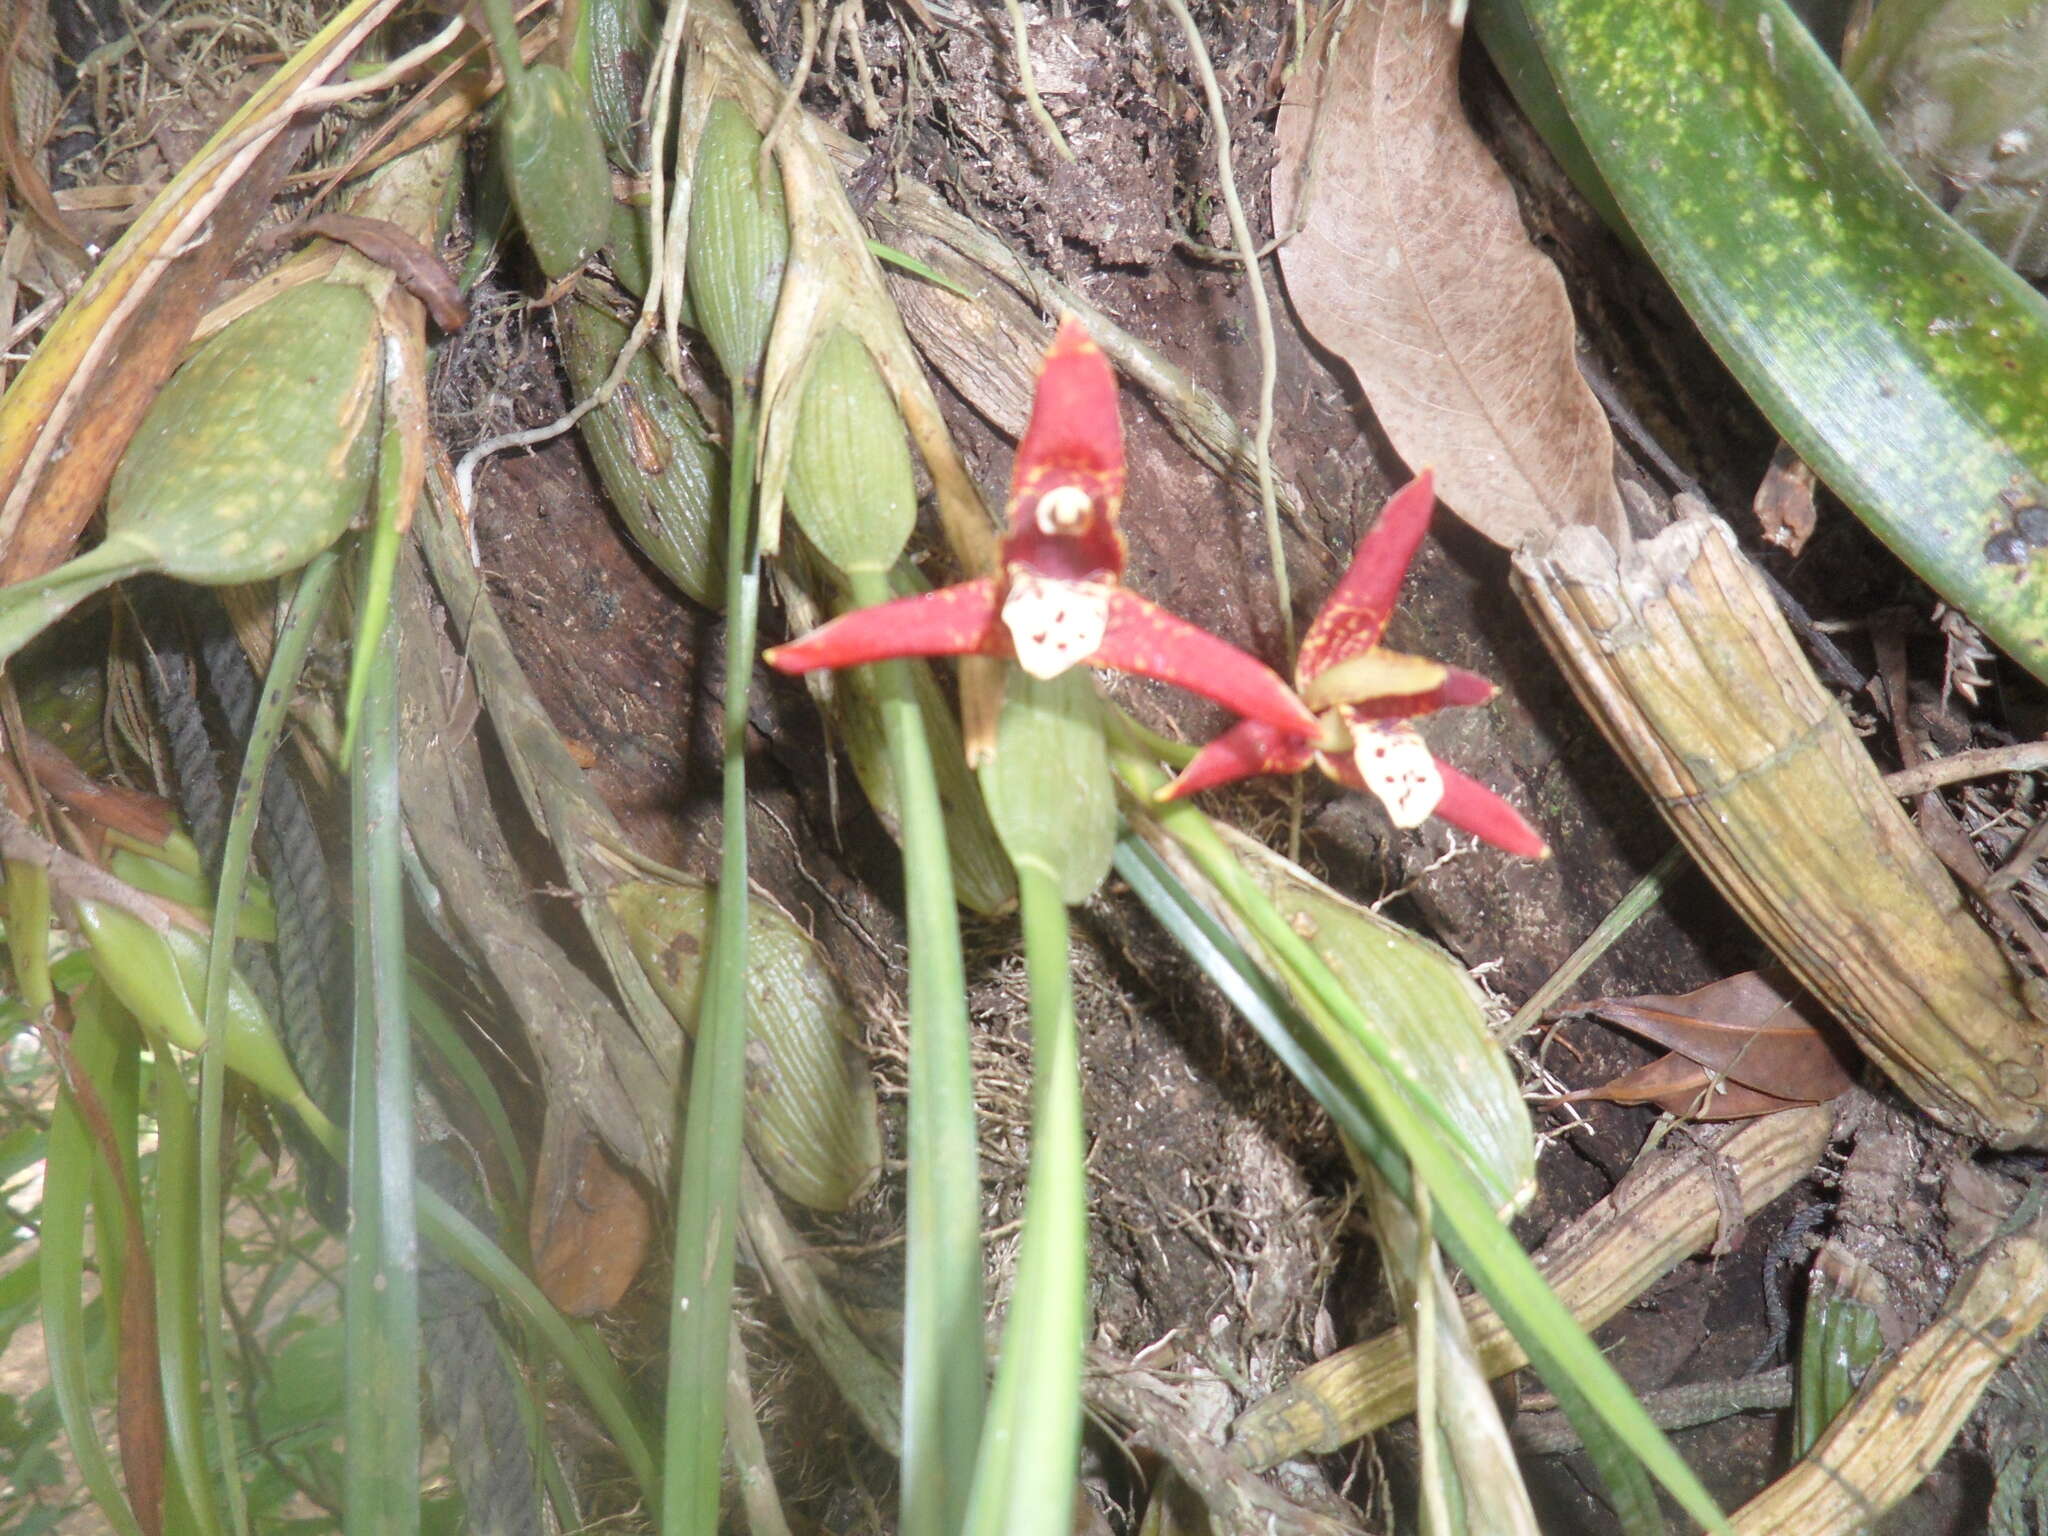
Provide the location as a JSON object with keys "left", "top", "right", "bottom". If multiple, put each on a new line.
{"left": 1157, "top": 718, "right": 1318, "bottom": 801}
{"left": 1004, "top": 316, "right": 1127, "bottom": 582}
{"left": 1093, "top": 590, "right": 1322, "bottom": 740}
{"left": 1016, "top": 318, "right": 1123, "bottom": 498}
{"left": 1298, "top": 470, "right": 1437, "bottom": 681}
{"left": 1431, "top": 762, "right": 1550, "bottom": 859}
{"left": 1337, "top": 666, "right": 1498, "bottom": 724}
{"left": 765, "top": 578, "right": 1005, "bottom": 674}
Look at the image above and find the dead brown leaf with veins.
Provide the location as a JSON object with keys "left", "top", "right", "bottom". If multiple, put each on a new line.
{"left": 1556, "top": 968, "right": 1861, "bottom": 1121}
{"left": 1272, "top": 0, "right": 1625, "bottom": 549}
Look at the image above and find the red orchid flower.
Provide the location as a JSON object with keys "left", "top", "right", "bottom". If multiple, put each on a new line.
{"left": 764, "top": 319, "right": 1321, "bottom": 743}
{"left": 1160, "top": 472, "right": 1549, "bottom": 860}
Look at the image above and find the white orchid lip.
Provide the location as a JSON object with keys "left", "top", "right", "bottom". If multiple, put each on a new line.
{"left": 1032, "top": 485, "right": 1094, "bottom": 536}
{"left": 1350, "top": 719, "right": 1445, "bottom": 828}
{"left": 1000, "top": 568, "right": 1111, "bottom": 679}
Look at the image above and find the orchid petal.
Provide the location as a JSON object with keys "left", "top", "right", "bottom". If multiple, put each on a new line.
{"left": 1336, "top": 666, "right": 1499, "bottom": 723}
{"left": 765, "top": 577, "right": 1005, "bottom": 673}
{"left": 1157, "top": 718, "right": 1318, "bottom": 801}
{"left": 1298, "top": 470, "right": 1437, "bottom": 681}
{"left": 1430, "top": 762, "right": 1551, "bottom": 859}
{"left": 1300, "top": 647, "right": 1448, "bottom": 712}
{"left": 1093, "top": 589, "right": 1322, "bottom": 740}
{"left": 1003, "top": 318, "right": 1127, "bottom": 583}
{"left": 1321, "top": 737, "right": 1546, "bottom": 856}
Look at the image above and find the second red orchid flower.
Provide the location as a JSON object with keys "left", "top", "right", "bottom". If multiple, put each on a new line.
{"left": 1160, "top": 472, "right": 1549, "bottom": 860}
{"left": 764, "top": 320, "right": 1320, "bottom": 743}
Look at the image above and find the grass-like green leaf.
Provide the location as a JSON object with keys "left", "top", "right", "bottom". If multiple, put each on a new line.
{"left": 411, "top": 1187, "right": 659, "bottom": 1498}
{"left": 196, "top": 549, "right": 340, "bottom": 1536}
{"left": 37, "top": 987, "right": 146, "bottom": 1536}
{"left": 149, "top": 1050, "right": 221, "bottom": 1536}
{"left": 961, "top": 867, "right": 1087, "bottom": 1536}
{"left": 841, "top": 566, "right": 988, "bottom": 1536}
{"left": 344, "top": 610, "right": 421, "bottom": 1536}
{"left": 661, "top": 388, "right": 763, "bottom": 1536}
{"left": 1113, "top": 755, "right": 1727, "bottom": 1533}
{"left": 1505, "top": 0, "right": 2048, "bottom": 684}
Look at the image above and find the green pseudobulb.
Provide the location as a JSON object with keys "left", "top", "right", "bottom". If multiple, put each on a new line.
{"left": 0, "top": 280, "right": 380, "bottom": 667}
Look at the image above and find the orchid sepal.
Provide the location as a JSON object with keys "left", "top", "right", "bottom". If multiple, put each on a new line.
{"left": 1094, "top": 589, "right": 1322, "bottom": 742}
{"left": 764, "top": 578, "right": 1003, "bottom": 674}
{"left": 1297, "top": 469, "right": 1439, "bottom": 680}
{"left": 1429, "top": 762, "right": 1551, "bottom": 860}
{"left": 1157, "top": 718, "right": 1317, "bottom": 802}
{"left": 1322, "top": 744, "right": 1548, "bottom": 858}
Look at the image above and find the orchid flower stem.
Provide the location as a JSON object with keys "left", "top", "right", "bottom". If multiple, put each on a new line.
{"left": 662, "top": 388, "right": 763, "bottom": 1535}
{"left": 963, "top": 861, "right": 1086, "bottom": 1536}
{"left": 844, "top": 563, "right": 986, "bottom": 1536}
{"left": 1105, "top": 705, "right": 1199, "bottom": 770}
{"left": 474, "top": 0, "right": 528, "bottom": 82}
{"left": 1155, "top": 0, "right": 1291, "bottom": 667}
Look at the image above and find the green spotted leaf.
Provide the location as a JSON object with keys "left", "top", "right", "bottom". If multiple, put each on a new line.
{"left": 1507, "top": 0, "right": 2048, "bottom": 682}
{"left": 0, "top": 280, "right": 379, "bottom": 667}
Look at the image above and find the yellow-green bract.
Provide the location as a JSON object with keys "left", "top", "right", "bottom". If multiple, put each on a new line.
{"left": 72, "top": 898, "right": 317, "bottom": 1118}
{"left": 785, "top": 327, "right": 917, "bottom": 576}
{"left": 687, "top": 100, "right": 789, "bottom": 381}
{"left": 979, "top": 671, "right": 1117, "bottom": 906}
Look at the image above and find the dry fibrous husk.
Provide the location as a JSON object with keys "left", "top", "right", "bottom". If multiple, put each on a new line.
{"left": 1231, "top": 1103, "right": 1835, "bottom": 1466}
{"left": 1514, "top": 516, "right": 2048, "bottom": 1148}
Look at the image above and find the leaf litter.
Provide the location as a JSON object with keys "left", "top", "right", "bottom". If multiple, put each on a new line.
{"left": 1272, "top": 2, "right": 1625, "bottom": 550}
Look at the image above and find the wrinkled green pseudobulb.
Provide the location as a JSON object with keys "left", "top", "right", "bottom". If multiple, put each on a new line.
{"left": 609, "top": 877, "right": 882, "bottom": 1212}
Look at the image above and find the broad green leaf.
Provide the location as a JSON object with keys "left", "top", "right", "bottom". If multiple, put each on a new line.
{"left": 1509, "top": 0, "right": 2048, "bottom": 682}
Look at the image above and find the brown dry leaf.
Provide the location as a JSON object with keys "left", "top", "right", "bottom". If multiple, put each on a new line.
{"left": 1272, "top": 2, "right": 1623, "bottom": 548}
{"left": 1576, "top": 968, "right": 1861, "bottom": 1104}
{"left": 1754, "top": 442, "right": 1819, "bottom": 555}
{"left": 1556, "top": 1049, "right": 1815, "bottom": 1121}
{"left": 22, "top": 730, "right": 176, "bottom": 842}
{"left": 299, "top": 214, "right": 469, "bottom": 332}
{"left": 531, "top": 1119, "right": 653, "bottom": 1317}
